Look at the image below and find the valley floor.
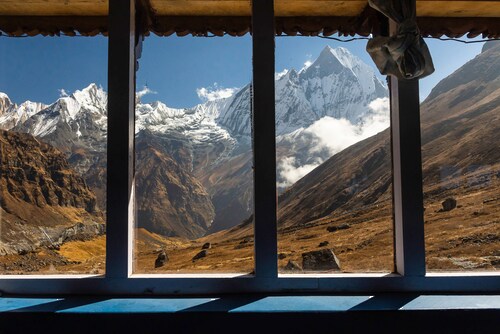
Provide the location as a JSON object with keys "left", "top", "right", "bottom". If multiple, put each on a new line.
{"left": 1, "top": 179, "right": 498, "bottom": 275}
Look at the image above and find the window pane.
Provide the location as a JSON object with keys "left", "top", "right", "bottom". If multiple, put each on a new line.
{"left": 133, "top": 35, "right": 254, "bottom": 274}
{"left": 0, "top": 36, "right": 108, "bottom": 275}
{"left": 275, "top": 37, "right": 394, "bottom": 273}
{"left": 421, "top": 40, "right": 500, "bottom": 272}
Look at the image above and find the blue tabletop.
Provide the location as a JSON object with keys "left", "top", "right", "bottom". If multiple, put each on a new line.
{"left": 0, "top": 295, "right": 499, "bottom": 314}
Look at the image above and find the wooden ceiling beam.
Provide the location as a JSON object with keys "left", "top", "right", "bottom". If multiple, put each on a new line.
{"left": 1, "top": 1, "right": 500, "bottom": 18}
{"left": 1, "top": 0, "right": 500, "bottom": 37}
{"left": 0, "top": 0, "right": 108, "bottom": 16}
{"left": 417, "top": 1, "right": 500, "bottom": 17}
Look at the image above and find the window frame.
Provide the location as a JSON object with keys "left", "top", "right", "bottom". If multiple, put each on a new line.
{"left": 0, "top": 0, "right": 499, "bottom": 295}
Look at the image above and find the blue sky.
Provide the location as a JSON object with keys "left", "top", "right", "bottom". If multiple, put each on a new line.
{"left": 0, "top": 34, "right": 483, "bottom": 107}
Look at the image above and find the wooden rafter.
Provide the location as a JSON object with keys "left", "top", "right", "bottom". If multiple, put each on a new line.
{"left": 1, "top": 0, "right": 500, "bottom": 37}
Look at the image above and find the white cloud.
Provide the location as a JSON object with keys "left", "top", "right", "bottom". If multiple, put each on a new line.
{"left": 58, "top": 89, "right": 69, "bottom": 98}
{"left": 277, "top": 156, "right": 322, "bottom": 188}
{"left": 368, "top": 97, "right": 390, "bottom": 115}
{"left": 275, "top": 69, "right": 289, "bottom": 80}
{"left": 362, "top": 97, "right": 391, "bottom": 136}
{"left": 276, "top": 97, "right": 390, "bottom": 188}
{"left": 305, "top": 97, "right": 390, "bottom": 156}
{"left": 196, "top": 83, "right": 238, "bottom": 102}
{"left": 136, "top": 86, "right": 157, "bottom": 100}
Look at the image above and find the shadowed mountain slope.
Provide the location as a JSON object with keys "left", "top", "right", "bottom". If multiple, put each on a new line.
{"left": 278, "top": 42, "right": 500, "bottom": 229}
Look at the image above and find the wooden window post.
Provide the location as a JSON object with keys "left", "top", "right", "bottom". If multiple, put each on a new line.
{"left": 252, "top": 0, "right": 278, "bottom": 278}
{"left": 106, "top": 0, "right": 136, "bottom": 278}
{"left": 391, "top": 75, "right": 426, "bottom": 276}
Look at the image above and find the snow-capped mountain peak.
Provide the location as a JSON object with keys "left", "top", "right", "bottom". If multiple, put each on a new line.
{"left": 327, "top": 46, "right": 359, "bottom": 69}
{"left": 72, "top": 83, "right": 107, "bottom": 109}
{"left": 0, "top": 93, "right": 47, "bottom": 129}
{"left": 0, "top": 92, "right": 13, "bottom": 115}
{"left": 16, "top": 100, "right": 46, "bottom": 117}
{"left": 300, "top": 46, "right": 345, "bottom": 79}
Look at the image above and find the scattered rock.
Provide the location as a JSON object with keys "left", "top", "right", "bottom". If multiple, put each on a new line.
{"left": 472, "top": 210, "right": 488, "bottom": 217}
{"left": 283, "top": 260, "right": 302, "bottom": 272}
{"left": 154, "top": 250, "right": 168, "bottom": 268}
{"left": 240, "top": 237, "right": 253, "bottom": 244}
{"left": 1, "top": 249, "right": 74, "bottom": 273}
{"left": 302, "top": 249, "right": 341, "bottom": 271}
{"left": 318, "top": 241, "right": 329, "bottom": 247}
{"left": 202, "top": 242, "right": 211, "bottom": 250}
{"left": 47, "top": 243, "right": 61, "bottom": 251}
{"left": 192, "top": 250, "right": 208, "bottom": 261}
{"left": 58, "top": 222, "right": 106, "bottom": 243}
{"left": 460, "top": 234, "right": 499, "bottom": 245}
{"left": 17, "top": 249, "right": 29, "bottom": 256}
{"left": 326, "top": 224, "right": 350, "bottom": 232}
{"left": 483, "top": 197, "right": 498, "bottom": 204}
{"left": 440, "top": 197, "right": 457, "bottom": 212}
{"left": 297, "top": 234, "right": 316, "bottom": 240}
{"left": 278, "top": 253, "right": 287, "bottom": 260}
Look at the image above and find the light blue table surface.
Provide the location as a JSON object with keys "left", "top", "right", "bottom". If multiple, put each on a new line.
{"left": 0, "top": 295, "right": 499, "bottom": 314}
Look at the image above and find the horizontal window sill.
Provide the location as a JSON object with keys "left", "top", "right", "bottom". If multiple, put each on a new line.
{"left": 1, "top": 294, "right": 499, "bottom": 313}
{"left": 1, "top": 294, "right": 498, "bottom": 333}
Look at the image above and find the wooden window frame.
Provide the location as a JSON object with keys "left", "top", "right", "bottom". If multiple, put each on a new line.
{"left": 0, "top": 0, "right": 498, "bottom": 295}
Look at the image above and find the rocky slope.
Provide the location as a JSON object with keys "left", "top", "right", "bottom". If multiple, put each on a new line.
{"left": 0, "top": 130, "right": 104, "bottom": 256}
{"left": 278, "top": 130, "right": 392, "bottom": 227}
{"left": 135, "top": 130, "right": 215, "bottom": 238}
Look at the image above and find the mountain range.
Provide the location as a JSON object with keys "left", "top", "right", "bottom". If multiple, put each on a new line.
{"left": 0, "top": 46, "right": 388, "bottom": 238}
{"left": 1, "top": 41, "right": 498, "bottom": 273}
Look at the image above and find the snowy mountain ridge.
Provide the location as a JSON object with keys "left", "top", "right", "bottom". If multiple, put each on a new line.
{"left": 0, "top": 46, "right": 388, "bottom": 175}
{"left": 0, "top": 93, "right": 47, "bottom": 131}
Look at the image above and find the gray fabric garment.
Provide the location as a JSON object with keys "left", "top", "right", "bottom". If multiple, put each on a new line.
{"left": 366, "top": 0, "right": 435, "bottom": 80}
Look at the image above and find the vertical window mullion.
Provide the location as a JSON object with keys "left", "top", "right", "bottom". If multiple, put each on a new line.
{"left": 389, "top": 0, "right": 427, "bottom": 276}
{"left": 252, "top": 0, "right": 278, "bottom": 278}
{"left": 106, "top": 0, "right": 136, "bottom": 278}
{"left": 390, "top": 58, "right": 426, "bottom": 275}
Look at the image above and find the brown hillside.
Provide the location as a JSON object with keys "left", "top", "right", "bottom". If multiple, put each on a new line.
{"left": 197, "top": 149, "right": 254, "bottom": 233}
{"left": 0, "top": 130, "right": 104, "bottom": 264}
{"left": 135, "top": 130, "right": 215, "bottom": 239}
{"left": 275, "top": 42, "right": 500, "bottom": 272}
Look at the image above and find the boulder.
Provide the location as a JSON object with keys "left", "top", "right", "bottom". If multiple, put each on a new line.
{"left": 239, "top": 237, "right": 253, "bottom": 244}
{"left": 283, "top": 260, "right": 302, "bottom": 272}
{"left": 318, "top": 241, "right": 329, "bottom": 247}
{"left": 441, "top": 197, "right": 457, "bottom": 212}
{"left": 302, "top": 249, "right": 341, "bottom": 271}
{"left": 154, "top": 250, "right": 169, "bottom": 268}
{"left": 202, "top": 242, "right": 211, "bottom": 249}
{"left": 326, "top": 224, "right": 350, "bottom": 232}
{"left": 192, "top": 249, "right": 208, "bottom": 261}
